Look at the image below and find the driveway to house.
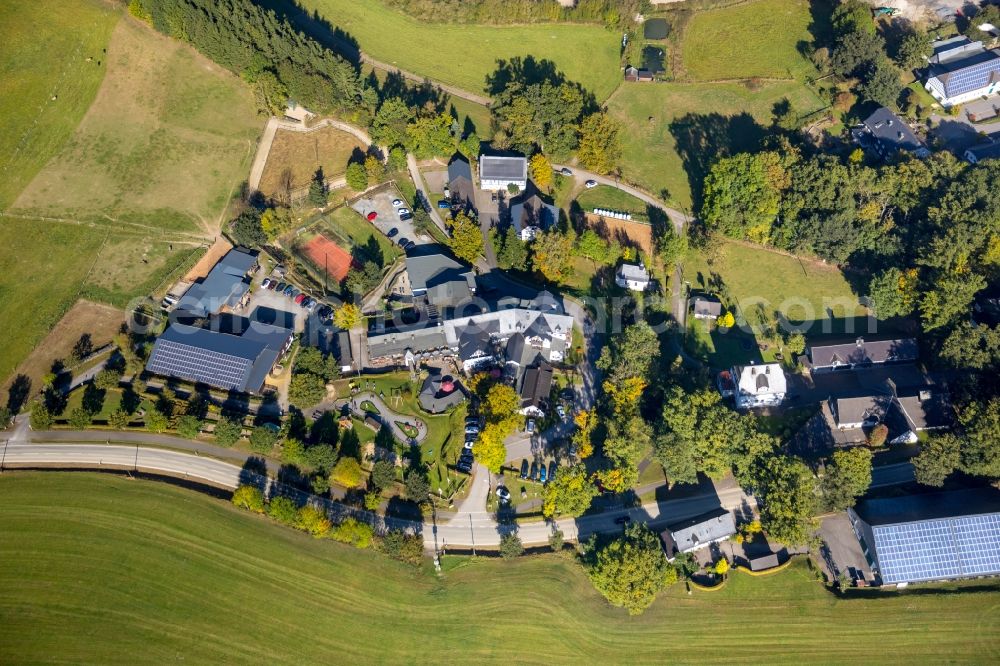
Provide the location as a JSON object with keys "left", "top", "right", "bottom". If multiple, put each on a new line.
{"left": 406, "top": 153, "right": 449, "bottom": 237}
{"left": 552, "top": 163, "right": 691, "bottom": 235}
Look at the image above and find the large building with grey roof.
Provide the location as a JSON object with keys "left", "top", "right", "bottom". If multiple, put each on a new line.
{"left": 660, "top": 508, "right": 737, "bottom": 559}
{"left": 849, "top": 488, "right": 1000, "bottom": 585}
{"left": 176, "top": 247, "right": 258, "bottom": 318}
{"left": 924, "top": 36, "right": 1000, "bottom": 108}
{"left": 807, "top": 337, "right": 918, "bottom": 373}
{"left": 145, "top": 321, "right": 292, "bottom": 393}
{"left": 479, "top": 153, "right": 527, "bottom": 191}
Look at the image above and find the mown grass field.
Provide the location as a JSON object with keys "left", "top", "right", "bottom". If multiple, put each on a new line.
{"left": 0, "top": 0, "right": 119, "bottom": 210}
{"left": 1, "top": 473, "right": 998, "bottom": 663}
{"left": 11, "top": 17, "right": 261, "bottom": 235}
{"left": 0, "top": 219, "right": 107, "bottom": 385}
{"left": 607, "top": 80, "right": 824, "bottom": 209}
{"left": 681, "top": 0, "right": 818, "bottom": 81}
{"left": 576, "top": 185, "right": 649, "bottom": 216}
{"left": 684, "top": 240, "right": 866, "bottom": 323}
{"left": 301, "top": 0, "right": 622, "bottom": 100}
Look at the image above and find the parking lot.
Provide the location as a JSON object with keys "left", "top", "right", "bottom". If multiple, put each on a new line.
{"left": 351, "top": 187, "right": 432, "bottom": 250}
{"left": 248, "top": 268, "right": 332, "bottom": 339}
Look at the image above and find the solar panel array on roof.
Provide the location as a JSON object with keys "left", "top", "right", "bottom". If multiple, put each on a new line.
{"left": 871, "top": 513, "right": 1000, "bottom": 584}
{"left": 146, "top": 338, "right": 253, "bottom": 390}
{"left": 943, "top": 56, "right": 1000, "bottom": 97}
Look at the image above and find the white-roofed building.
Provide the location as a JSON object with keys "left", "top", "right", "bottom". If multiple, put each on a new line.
{"left": 479, "top": 154, "right": 527, "bottom": 191}
{"left": 733, "top": 363, "right": 786, "bottom": 409}
{"left": 615, "top": 262, "right": 650, "bottom": 291}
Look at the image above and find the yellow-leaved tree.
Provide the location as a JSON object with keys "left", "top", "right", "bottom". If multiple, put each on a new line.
{"left": 333, "top": 303, "right": 362, "bottom": 330}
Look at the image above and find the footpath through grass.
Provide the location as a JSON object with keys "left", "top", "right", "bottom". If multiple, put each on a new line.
{"left": 301, "top": 0, "right": 622, "bottom": 100}
{"left": 0, "top": 0, "right": 119, "bottom": 210}
{"left": 1, "top": 473, "right": 997, "bottom": 663}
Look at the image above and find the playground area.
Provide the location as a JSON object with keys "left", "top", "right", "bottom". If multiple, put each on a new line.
{"left": 297, "top": 231, "right": 356, "bottom": 283}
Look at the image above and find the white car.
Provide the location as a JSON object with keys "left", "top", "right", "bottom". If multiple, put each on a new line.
{"left": 391, "top": 199, "right": 404, "bottom": 208}
{"left": 495, "top": 486, "right": 511, "bottom": 502}
{"left": 557, "top": 404, "right": 566, "bottom": 420}
{"left": 585, "top": 180, "right": 598, "bottom": 189}
{"left": 397, "top": 208, "right": 410, "bottom": 217}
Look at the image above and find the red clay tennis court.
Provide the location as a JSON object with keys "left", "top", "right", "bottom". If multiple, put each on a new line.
{"left": 300, "top": 234, "right": 357, "bottom": 282}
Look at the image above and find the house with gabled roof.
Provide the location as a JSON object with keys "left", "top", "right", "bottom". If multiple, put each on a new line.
{"left": 176, "top": 247, "right": 258, "bottom": 318}
{"left": 479, "top": 153, "right": 527, "bottom": 191}
{"left": 807, "top": 337, "right": 918, "bottom": 373}
{"left": 447, "top": 154, "right": 475, "bottom": 211}
{"left": 509, "top": 191, "right": 560, "bottom": 241}
{"left": 924, "top": 37, "right": 1000, "bottom": 108}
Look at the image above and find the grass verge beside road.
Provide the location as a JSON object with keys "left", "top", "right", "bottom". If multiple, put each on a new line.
{"left": 0, "top": 473, "right": 997, "bottom": 662}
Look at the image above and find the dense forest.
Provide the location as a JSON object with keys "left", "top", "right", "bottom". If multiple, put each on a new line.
{"left": 128, "top": 0, "right": 363, "bottom": 115}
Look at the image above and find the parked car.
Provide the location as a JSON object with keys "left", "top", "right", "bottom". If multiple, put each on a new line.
{"left": 399, "top": 212, "right": 413, "bottom": 222}
{"left": 568, "top": 444, "right": 577, "bottom": 457}
{"left": 530, "top": 461, "right": 538, "bottom": 481}
{"left": 465, "top": 415, "right": 480, "bottom": 426}
{"left": 267, "top": 280, "right": 279, "bottom": 290}
{"left": 275, "top": 282, "right": 287, "bottom": 292}
{"left": 548, "top": 461, "right": 557, "bottom": 482}
{"left": 273, "top": 264, "right": 287, "bottom": 276}
{"left": 317, "top": 305, "right": 332, "bottom": 321}
{"left": 560, "top": 167, "right": 572, "bottom": 176}
{"left": 387, "top": 227, "right": 398, "bottom": 238}
{"left": 397, "top": 207, "right": 410, "bottom": 217}
{"left": 401, "top": 239, "right": 415, "bottom": 250}
{"left": 391, "top": 199, "right": 404, "bottom": 208}
{"left": 464, "top": 439, "right": 474, "bottom": 450}
{"left": 538, "top": 465, "right": 547, "bottom": 484}
{"left": 520, "top": 459, "right": 529, "bottom": 479}
{"left": 294, "top": 293, "right": 306, "bottom": 305}
{"left": 306, "top": 300, "right": 318, "bottom": 312}
{"left": 437, "top": 200, "right": 450, "bottom": 209}
{"left": 585, "top": 179, "right": 598, "bottom": 188}
{"left": 366, "top": 211, "right": 378, "bottom": 221}
{"left": 285, "top": 286, "right": 297, "bottom": 297}
{"left": 397, "top": 237, "right": 409, "bottom": 246}
{"left": 496, "top": 486, "right": 511, "bottom": 502}
{"left": 526, "top": 418, "right": 535, "bottom": 434}
{"left": 465, "top": 425, "right": 480, "bottom": 435}
{"left": 261, "top": 278, "right": 272, "bottom": 289}
{"left": 556, "top": 404, "right": 566, "bottom": 420}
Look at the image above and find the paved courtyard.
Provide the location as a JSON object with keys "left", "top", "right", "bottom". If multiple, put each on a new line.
{"left": 351, "top": 187, "right": 432, "bottom": 248}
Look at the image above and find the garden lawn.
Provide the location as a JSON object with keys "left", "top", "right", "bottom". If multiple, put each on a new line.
{"left": 11, "top": 17, "right": 261, "bottom": 235}
{"left": 576, "top": 185, "right": 649, "bottom": 217}
{"left": 684, "top": 241, "right": 866, "bottom": 324}
{"left": 681, "top": 0, "right": 818, "bottom": 81}
{"left": 61, "top": 387, "right": 124, "bottom": 423}
{"left": 1, "top": 473, "right": 997, "bottom": 662}
{"left": 606, "top": 80, "right": 824, "bottom": 209}
{"left": 301, "top": 0, "right": 622, "bottom": 100}
{"left": 0, "top": 0, "right": 120, "bottom": 209}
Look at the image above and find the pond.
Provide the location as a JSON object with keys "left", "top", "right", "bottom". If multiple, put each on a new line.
{"left": 642, "top": 45, "right": 666, "bottom": 74}
{"left": 643, "top": 18, "right": 669, "bottom": 40}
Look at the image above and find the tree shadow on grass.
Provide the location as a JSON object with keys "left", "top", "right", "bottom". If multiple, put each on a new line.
{"left": 6, "top": 374, "right": 31, "bottom": 414}
{"left": 669, "top": 112, "right": 767, "bottom": 212}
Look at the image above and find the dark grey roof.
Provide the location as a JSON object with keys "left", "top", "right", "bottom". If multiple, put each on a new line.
{"left": 660, "top": 508, "right": 736, "bottom": 556}
{"left": 692, "top": 297, "right": 723, "bottom": 317}
{"left": 418, "top": 370, "right": 466, "bottom": 413}
{"left": 931, "top": 36, "right": 976, "bottom": 63}
{"left": 479, "top": 154, "right": 527, "bottom": 181}
{"left": 457, "top": 319, "right": 497, "bottom": 361}
{"left": 367, "top": 326, "right": 448, "bottom": 359}
{"left": 895, "top": 390, "right": 952, "bottom": 430}
{"left": 519, "top": 361, "right": 552, "bottom": 407}
{"left": 447, "top": 156, "right": 472, "bottom": 184}
{"left": 145, "top": 322, "right": 289, "bottom": 393}
{"left": 177, "top": 248, "right": 256, "bottom": 317}
{"left": 832, "top": 394, "right": 892, "bottom": 425}
{"left": 749, "top": 553, "right": 780, "bottom": 571}
{"left": 505, "top": 331, "right": 542, "bottom": 367}
{"left": 509, "top": 194, "right": 560, "bottom": 234}
{"left": 426, "top": 279, "right": 472, "bottom": 308}
{"left": 863, "top": 107, "right": 924, "bottom": 154}
{"left": 855, "top": 488, "right": 1000, "bottom": 527}
{"left": 336, "top": 330, "right": 353, "bottom": 367}
{"left": 966, "top": 141, "right": 1000, "bottom": 162}
{"left": 405, "top": 245, "right": 475, "bottom": 298}
{"left": 810, "top": 337, "right": 918, "bottom": 368}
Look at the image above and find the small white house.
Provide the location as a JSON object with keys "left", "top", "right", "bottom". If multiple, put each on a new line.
{"left": 479, "top": 154, "right": 527, "bottom": 191}
{"left": 615, "top": 263, "right": 650, "bottom": 291}
{"left": 733, "top": 363, "right": 786, "bottom": 409}
{"left": 284, "top": 101, "right": 315, "bottom": 123}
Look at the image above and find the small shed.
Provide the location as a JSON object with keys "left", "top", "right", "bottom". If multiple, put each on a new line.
{"left": 692, "top": 296, "right": 723, "bottom": 320}
{"left": 749, "top": 553, "right": 780, "bottom": 571}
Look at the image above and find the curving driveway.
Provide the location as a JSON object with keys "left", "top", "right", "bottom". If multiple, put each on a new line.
{"left": 338, "top": 391, "right": 427, "bottom": 444}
